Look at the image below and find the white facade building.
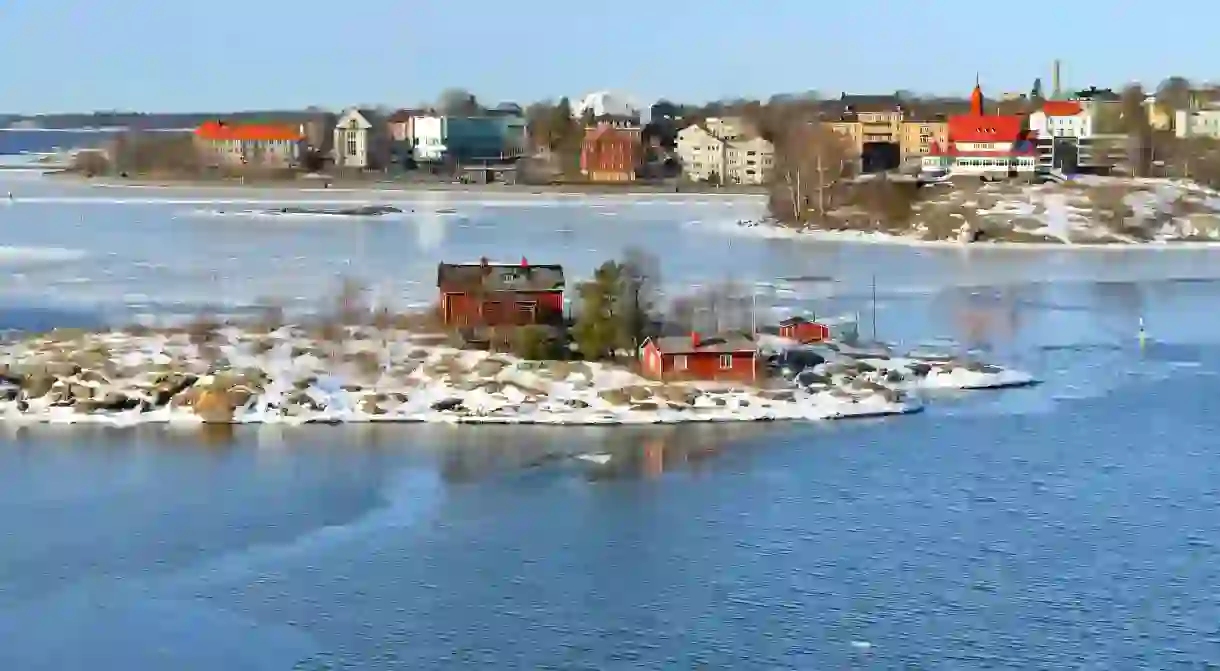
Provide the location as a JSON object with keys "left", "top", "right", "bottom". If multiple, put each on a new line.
{"left": 1028, "top": 107, "right": 1093, "bottom": 139}
{"left": 1175, "top": 109, "right": 1220, "bottom": 138}
{"left": 333, "top": 108, "right": 377, "bottom": 168}
{"left": 676, "top": 118, "right": 773, "bottom": 185}
{"left": 409, "top": 116, "right": 447, "bottom": 162}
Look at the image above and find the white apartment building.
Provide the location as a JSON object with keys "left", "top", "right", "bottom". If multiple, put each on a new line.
{"left": 1027, "top": 101, "right": 1123, "bottom": 172}
{"left": 676, "top": 117, "right": 774, "bottom": 185}
{"left": 1175, "top": 109, "right": 1220, "bottom": 138}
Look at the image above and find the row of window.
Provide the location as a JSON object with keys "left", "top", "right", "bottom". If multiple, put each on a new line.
{"left": 672, "top": 354, "right": 734, "bottom": 370}
{"left": 953, "top": 157, "right": 1036, "bottom": 167}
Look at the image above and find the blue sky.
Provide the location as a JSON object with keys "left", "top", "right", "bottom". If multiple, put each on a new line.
{"left": 0, "top": 0, "right": 1209, "bottom": 113}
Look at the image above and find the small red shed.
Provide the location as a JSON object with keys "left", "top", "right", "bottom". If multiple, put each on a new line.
{"left": 639, "top": 332, "right": 758, "bottom": 383}
{"left": 779, "top": 316, "right": 830, "bottom": 344}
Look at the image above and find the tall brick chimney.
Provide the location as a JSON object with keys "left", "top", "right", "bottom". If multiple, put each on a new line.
{"left": 690, "top": 331, "right": 700, "bottom": 348}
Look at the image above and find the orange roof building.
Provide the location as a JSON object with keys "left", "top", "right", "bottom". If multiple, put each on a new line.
{"left": 194, "top": 120, "right": 304, "bottom": 168}
{"left": 923, "top": 79, "right": 1036, "bottom": 180}
{"left": 194, "top": 120, "right": 304, "bottom": 142}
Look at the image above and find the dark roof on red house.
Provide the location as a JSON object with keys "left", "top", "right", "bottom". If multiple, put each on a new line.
{"left": 437, "top": 260, "right": 565, "bottom": 293}
{"left": 648, "top": 333, "right": 757, "bottom": 355}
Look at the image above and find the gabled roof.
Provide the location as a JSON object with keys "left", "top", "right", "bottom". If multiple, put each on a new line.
{"left": 437, "top": 260, "right": 565, "bottom": 293}
{"left": 585, "top": 124, "right": 640, "bottom": 144}
{"left": 648, "top": 333, "right": 757, "bottom": 355}
{"left": 1041, "top": 100, "right": 1083, "bottom": 117}
{"left": 387, "top": 108, "right": 429, "bottom": 123}
{"left": 839, "top": 94, "right": 904, "bottom": 111}
{"left": 194, "top": 120, "right": 303, "bottom": 141}
{"left": 336, "top": 107, "right": 382, "bottom": 129}
{"left": 947, "top": 114, "right": 1023, "bottom": 143}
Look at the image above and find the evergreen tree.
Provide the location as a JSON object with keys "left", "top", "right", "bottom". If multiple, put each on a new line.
{"left": 572, "top": 261, "right": 626, "bottom": 360}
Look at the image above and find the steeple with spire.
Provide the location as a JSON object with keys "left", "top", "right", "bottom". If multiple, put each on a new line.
{"left": 970, "top": 74, "right": 985, "bottom": 116}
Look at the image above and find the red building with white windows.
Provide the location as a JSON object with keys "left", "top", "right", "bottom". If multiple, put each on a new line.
{"left": 922, "top": 80, "right": 1037, "bottom": 180}
{"left": 581, "top": 123, "right": 642, "bottom": 182}
{"left": 639, "top": 332, "right": 758, "bottom": 383}
{"left": 436, "top": 257, "right": 565, "bottom": 328}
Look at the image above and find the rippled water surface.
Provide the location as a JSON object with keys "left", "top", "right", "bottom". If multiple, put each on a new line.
{"left": 2, "top": 176, "right": 1220, "bottom": 668}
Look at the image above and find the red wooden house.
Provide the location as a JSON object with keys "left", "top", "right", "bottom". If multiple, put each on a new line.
{"left": 437, "top": 257, "right": 565, "bottom": 328}
{"left": 639, "top": 332, "right": 758, "bottom": 383}
{"left": 779, "top": 316, "right": 830, "bottom": 344}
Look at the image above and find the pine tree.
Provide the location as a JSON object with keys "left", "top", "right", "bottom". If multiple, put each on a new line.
{"left": 572, "top": 261, "right": 626, "bottom": 360}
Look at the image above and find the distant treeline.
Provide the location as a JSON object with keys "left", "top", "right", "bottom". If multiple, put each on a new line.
{"left": 0, "top": 110, "right": 324, "bottom": 130}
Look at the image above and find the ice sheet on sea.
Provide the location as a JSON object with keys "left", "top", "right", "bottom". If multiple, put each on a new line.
{"left": 0, "top": 245, "right": 87, "bottom": 264}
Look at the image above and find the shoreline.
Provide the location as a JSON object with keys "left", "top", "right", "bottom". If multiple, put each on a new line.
{"left": 732, "top": 221, "right": 1220, "bottom": 251}
{"left": 0, "top": 323, "right": 1032, "bottom": 428}
{"left": 40, "top": 171, "right": 769, "bottom": 198}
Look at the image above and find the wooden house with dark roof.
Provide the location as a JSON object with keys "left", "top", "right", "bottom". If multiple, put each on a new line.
{"left": 436, "top": 257, "right": 565, "bottom": 329}
{"left": 639, "top": 332, "right": 758, "bottom": 382}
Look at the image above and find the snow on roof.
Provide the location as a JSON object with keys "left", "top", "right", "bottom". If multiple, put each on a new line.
{"left": 572, "top": 91, "right": 640, "bottom": 119}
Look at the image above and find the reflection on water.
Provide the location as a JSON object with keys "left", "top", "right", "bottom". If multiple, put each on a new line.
{"left": 436, "top": 423, "right": 771, "bottom": 484}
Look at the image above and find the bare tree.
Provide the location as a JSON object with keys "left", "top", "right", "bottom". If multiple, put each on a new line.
{"left": 619, "top": 247, "right": 661, "bottom": 349}
{"left": 667, "top": 281, "right": 753, "bottom": 335}
{"left": 70, "top": 150, "right": 110, "bottom": 176}
{"left": 1121, "top": 84, "right": 1154, "bottom": 177}
{"left": 1157, "top": 76, "right": 1194, "bottom": 111}
{"left": 768, "top": 117, "right": 853, "bottom": 224}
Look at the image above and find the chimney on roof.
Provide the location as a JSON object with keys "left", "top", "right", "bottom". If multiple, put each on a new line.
{"left": 690, "top": 331, "right": 700, "bottom": 349}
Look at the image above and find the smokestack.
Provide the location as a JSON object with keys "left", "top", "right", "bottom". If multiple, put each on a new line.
{"left": 690, "top": 331, "right": 700, "bottom": 349}
{"left": 1052, "top": 59, "right": 1061, "bottom": 100}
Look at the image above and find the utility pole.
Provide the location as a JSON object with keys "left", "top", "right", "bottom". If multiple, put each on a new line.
{"left": 750, "top": 286, "right": 757, "bottom": 339}
{"left": 817, "top": 150, "right": 825, "bottom": 219}
{"left": 871, "top": 274, "right": 877, "bottom": 341}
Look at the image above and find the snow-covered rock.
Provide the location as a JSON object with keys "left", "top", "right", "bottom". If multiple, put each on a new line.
{"left": 0, "top": 325, "right": 1033, "bottom": 426}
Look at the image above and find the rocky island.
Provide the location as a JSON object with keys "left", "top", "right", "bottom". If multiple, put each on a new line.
{"left": 0, "top": 323, "right": 1034, "bottom": 427}
{"left": 762, "top": 177, "right": 1220, "bottom": 245}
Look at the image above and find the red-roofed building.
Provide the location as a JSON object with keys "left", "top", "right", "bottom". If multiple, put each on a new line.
{"left": 1024, "top": 99, "right": 1126, "bottom": 174}
{"left": 922, "top": 80, "right": 1037, "bottom": 180}
{"left": 194, "top": 120, "right": 305, "bottom": 168}
{"left": 580, "top": 123, "right": 642, "bottom": 182}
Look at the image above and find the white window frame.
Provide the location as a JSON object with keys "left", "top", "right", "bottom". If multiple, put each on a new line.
{"left": 673, "top": 355, "right": 687, "bottom": 371}
{"left": 719, "top": 354, "right": 733, "bottom": 370}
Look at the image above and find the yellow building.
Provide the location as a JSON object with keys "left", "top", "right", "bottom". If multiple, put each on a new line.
{"left": 899, "top": 120, "right": 949, "bottom": 159}
{"left": 825, "top": 117, "right": 948, "bottom": 162}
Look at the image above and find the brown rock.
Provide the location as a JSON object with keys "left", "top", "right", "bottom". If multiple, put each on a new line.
{"left": 656, "top": 385, "right": 697, "bottom": 405}
{"left": 78, "top": 369, "right": 111, "bottom": 385}
{"left": 42, "top": 361, "right": 81, "bottom": 378}
{"left": 194, "top": 388, "right": 240, "bottom": 423}
{"left": 359, "top": 396, "right": 387, "bottom": 415}
{"left": 68, "top": 383, "right": 95, "bottom": 401}
{"left": 21, "top": 373, "right": 55, "bottom": 399}
{"left": 473, "top": 359, "right": 508, "bottom": 377}
{"left": 597, "top": 389, "right": 631, "bottom": 405}
{"left": 624, "top": 386, "right": 653, "bottom": 402}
